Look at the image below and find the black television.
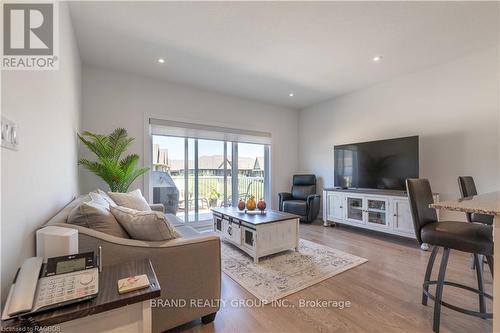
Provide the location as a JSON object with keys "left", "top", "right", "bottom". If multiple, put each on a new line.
{"left": 334, "top": 136, "right": 419, "bottom": 191}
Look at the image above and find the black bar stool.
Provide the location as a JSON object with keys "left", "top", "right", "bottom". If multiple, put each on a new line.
{"left": 406, "top": 178, "right": 493, "bottom": 333}
{"left": 458, "top": 176, "right": 493, "bottom": 271}
{"left": 458, "top": 176, "right": 494, "bottom": 225}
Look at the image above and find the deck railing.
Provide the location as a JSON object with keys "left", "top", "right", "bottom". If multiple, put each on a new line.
{"left": 171, "top": 175, "right": 265, "bottom": 205}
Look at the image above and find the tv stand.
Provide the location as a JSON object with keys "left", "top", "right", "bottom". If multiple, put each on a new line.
{"left": 323, "top": 188, "right": 439, "bottom": 249}
{"left": 335, "top": 187, "right": 408, "bottom": 194}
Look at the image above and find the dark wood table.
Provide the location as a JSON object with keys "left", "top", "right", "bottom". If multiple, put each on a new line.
{"left": 212, "top": 206, "right": 300, "bottom": 225}
{"left": 1, "top": 259, "right": 161, "bottom": 332}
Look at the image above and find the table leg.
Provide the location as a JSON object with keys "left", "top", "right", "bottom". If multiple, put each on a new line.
{"left": 254, "top": 256, "right": 259, "bottom": 264}
{"left": 142, "top": 300, "right": 152, "bottom": 333}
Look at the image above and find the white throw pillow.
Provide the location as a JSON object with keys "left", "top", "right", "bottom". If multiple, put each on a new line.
{"left": 108, "top": 189, "right": 150, "bottom": 211}
{"left": 89, "top": 191, "right": 111, "bottom": 209}
{"left": 97, "top": 189, "right": 117, "bottom": 207}
{"left": 110, "top": 206, "right": 180, "bottom": 241}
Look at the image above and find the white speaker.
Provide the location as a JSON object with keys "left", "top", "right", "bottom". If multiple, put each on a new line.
{"left": 36, "top": 226, "right": 78, "bottom": 262}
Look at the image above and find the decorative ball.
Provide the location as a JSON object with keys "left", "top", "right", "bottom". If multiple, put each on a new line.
{"left": 246, "top": 196, "right": 256, "bottom": 211}
{"left": 238, "top": 199, "right": 246, "bottom": 211}
{"left": 257, "top": 199, "right": 266, "bottom": 211}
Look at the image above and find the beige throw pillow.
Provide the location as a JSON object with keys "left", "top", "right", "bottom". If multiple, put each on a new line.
{"left": 68, "top": 201, "right": 130, "bottom": 238}
{"left": 110, "top": 206, "right": 180, "bottom": 241}
{"left": 108, "top": 189, "right": 150, "bottom": 211}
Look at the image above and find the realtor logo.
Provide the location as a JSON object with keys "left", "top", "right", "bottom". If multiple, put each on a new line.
{"left": 2, "top": 2, "right": 58, "bottom": 69}
{"left": 4, "top": 3, "right": 53, "bottom": 55}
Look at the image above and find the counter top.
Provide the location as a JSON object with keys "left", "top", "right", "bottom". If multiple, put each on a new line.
{"left": 430, "top": 191, "right": 500, "bottom": 216}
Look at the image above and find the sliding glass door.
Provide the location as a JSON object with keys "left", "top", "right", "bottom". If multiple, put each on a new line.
{"left": 237, "top": 143, "right": 265, "bottom": 202}
{"left": 151, "top": 135, "right": 269, "bottom": 223}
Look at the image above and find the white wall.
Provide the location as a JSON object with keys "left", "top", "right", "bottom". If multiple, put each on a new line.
{"left": 1, "top": 3, "right": 82, "bottom": 300}
{"left": 299, "top": 48, "right": 499, "bottom": 220}
{"left": 81, "top": 66, "right": 299, "bottom": 209}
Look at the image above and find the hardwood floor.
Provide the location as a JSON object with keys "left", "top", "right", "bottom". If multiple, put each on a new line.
{"left": 170, "top": 221, "right": 492, "bottom": 333}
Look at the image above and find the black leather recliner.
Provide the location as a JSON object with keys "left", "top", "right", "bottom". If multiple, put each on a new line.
{"left": 278, "top": 174, "right": 320, "bottom": 223}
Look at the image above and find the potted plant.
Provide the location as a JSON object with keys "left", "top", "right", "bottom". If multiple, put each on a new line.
{"left": 208, "top": 188, "right": 222, "bottom": 208}
{"left": 78, "top": 128, "right": 149, "bottom": 192}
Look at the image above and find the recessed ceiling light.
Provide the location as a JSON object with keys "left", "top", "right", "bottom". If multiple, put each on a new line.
{"left": 373, "top": 55, "right": 382, "bottom": 62}
{"left": 158, "top": 58, "right": 165, "bottom": 64}
{"left": 289, "top": 93, "right": 294, "bottom": 97}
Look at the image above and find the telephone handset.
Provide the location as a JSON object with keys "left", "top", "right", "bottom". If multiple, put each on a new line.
{"left": 2, "top": 252, "right": 98, "bottom": 320}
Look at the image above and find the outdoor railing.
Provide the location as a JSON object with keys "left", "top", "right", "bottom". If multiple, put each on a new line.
{"left": 171, "top": 175, "right": 264, "bottom": 205}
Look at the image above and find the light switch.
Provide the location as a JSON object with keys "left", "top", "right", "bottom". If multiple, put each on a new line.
{"left": 1, "top": 116, "right": 19, "bottom": 151}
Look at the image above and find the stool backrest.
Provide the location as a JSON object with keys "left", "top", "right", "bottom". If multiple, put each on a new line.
{"left": 458, "top": 176, "right": 493, "bottom": 225}
{"left": 458, "top": 176, "right": 476, "bottom": 223}
{"left": 458, "top": 176, "right": 477, "bottom": 198}
{"left": 406, "top": 178, "right": 438, "bottom": 245}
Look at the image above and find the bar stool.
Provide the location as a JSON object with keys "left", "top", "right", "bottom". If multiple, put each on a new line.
{"left": 406, "top": 178, "right": 493, "bottom": 333}
{"left": 458, "top": 176, "right": 493, "bottom": 271}
{"left": 458, "top": 176, "right": 494, "bottom": 225}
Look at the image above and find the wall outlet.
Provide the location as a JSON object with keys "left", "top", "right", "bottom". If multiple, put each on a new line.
{"left": 1, "top": 116, "right": 19, "bottom": 151}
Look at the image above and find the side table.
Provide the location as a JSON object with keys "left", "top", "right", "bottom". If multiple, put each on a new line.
{"left": 1, "top": 259, "right": 161, "bottom": 333}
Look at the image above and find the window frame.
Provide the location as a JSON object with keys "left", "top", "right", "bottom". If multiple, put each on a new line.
{"left": 145, "top": 117, "right": 272, "bottom": 223}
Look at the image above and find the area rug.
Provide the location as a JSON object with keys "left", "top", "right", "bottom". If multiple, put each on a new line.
{"left": 221, "top": 239, "right": 368, "bottom": 304}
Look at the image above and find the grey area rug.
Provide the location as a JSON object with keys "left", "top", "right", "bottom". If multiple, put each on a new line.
{"left": 221, "top": 238, "right": 368, "bottom": 304}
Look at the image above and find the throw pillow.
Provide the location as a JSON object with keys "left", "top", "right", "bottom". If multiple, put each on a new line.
{"left": 110, "top": 206, "right": 180, "bottom": 241}
{"left": 89, "top": 191, "right": 111, "bottom": 209}
{"left": 97, "top": 189, "right": 117, "bottom": 207}
{"left": 108, "top": 189, "right": 151, "bottom": 211}
{"left": 68, "top": 201, "right": 130, "bottom": 238}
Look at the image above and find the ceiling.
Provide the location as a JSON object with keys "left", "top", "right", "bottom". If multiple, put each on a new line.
{"left": 69, "top": 1, "right": 499, "bottom": 109}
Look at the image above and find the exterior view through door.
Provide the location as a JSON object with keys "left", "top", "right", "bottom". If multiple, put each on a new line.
{"left": 149, "top": 119, "right": 271, "bottom": 224}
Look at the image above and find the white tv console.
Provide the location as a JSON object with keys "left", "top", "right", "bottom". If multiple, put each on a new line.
{"left": 322, "top": 188, "right": 439, "bottom": 248}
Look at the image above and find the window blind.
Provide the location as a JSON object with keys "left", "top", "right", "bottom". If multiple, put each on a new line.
{"left": 149, "top": 118, "right": 272, "bottom": 145}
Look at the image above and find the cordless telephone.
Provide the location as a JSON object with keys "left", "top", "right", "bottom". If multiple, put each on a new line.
{"left": 2, "top": 252, "right": 98, "bottom": 320}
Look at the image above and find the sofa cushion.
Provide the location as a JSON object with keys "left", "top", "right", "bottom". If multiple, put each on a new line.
{"left": 164, "top": 213, "right": 185, "bottom": 227}
{"left": 108, "top": 189, "right": 150, "bottom": 211}
{"left": 111, "top": 206, "right": 180, "bottom": 241}
{"left": 68, "top": 201, "right": 130, "bottom": 238}
{"left": 175, "top": 225, "right": 202, "bottom": 238}
{"left": 282, "top": 200, "right": 307, "bottom": 216}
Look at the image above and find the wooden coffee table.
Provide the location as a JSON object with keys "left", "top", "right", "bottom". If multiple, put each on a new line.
{"left": 212, "top": 207, "right": 300, "bottom": 263}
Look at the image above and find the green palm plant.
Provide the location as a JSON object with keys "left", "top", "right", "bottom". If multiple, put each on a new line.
{"left": 78, "top": 128, "right": 149, "bottom": 192}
